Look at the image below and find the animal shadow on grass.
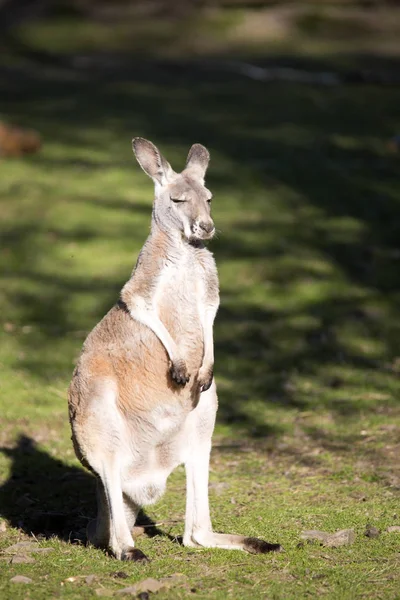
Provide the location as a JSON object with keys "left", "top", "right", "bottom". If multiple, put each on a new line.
{"left": 0, "top": 434, "right": 167, "bottom": 547}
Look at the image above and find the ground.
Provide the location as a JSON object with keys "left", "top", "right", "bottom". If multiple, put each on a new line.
{"left": 0, "top": 2, "right": 400, "bottom": 599}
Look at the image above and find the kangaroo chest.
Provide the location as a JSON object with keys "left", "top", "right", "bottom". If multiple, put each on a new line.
{"left": 156, "top": 253, "right": 207, "bottom": 328}
{"left": 155, "top": 250, "right": 210, "bottom": 373}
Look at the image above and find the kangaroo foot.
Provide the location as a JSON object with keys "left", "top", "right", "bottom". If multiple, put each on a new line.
{"left": 121, "top": 547, "right": 150, "bottom": 562}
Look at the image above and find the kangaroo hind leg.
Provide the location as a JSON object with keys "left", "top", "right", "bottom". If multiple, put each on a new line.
{"left": 183, "top": 387, "right": 282, "bottom": 554}
{"left": 185, "top": 448, "right": 282, "bottom": 553}
{"left": 87, "top": 478, "right": 110, "bottom": 549}
{"left": 87, "top": 477, "right": 147, "bottom": 561}
{"left": 80, "top": 380, "right": 148, "bottom": 562}
{"left": 95, "top": 455, "right": 148, "bottom": 561}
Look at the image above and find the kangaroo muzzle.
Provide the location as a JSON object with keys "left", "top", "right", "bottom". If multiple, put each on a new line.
{"left": 192, "top": 219, "right": 215, "bottom": 240}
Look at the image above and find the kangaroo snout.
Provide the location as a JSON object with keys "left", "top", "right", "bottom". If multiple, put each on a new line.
{"left": 199, "top": 221, "right": 214, "bottom": 234}
{"left": 192, "top": 219, "right": 215, "bottom": 239}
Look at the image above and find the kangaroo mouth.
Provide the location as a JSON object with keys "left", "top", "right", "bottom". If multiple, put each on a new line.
{"left": 199, "top": 228, "right": 215, "bottom": 240}
{"left": 187, "top": 229, "right": 215, "bottom": 247}
{"left": 189, "top": 232, "right": 215, "bottom": 246}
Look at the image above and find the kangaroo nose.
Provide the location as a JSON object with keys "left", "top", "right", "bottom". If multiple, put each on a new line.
{"left": 199, "top": 221, "right": 214, "bottom": 234}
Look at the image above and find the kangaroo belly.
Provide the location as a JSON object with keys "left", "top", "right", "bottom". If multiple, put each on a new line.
{"left": 123, "top": 475, "right": 167, "bottom": 506}
{"left": 119, "top": 407, "right": 189, "bottom": 505}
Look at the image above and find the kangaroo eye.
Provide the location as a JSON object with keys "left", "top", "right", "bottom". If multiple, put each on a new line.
{"left": 171, "top": 197, "right": 186, "bottom": 203}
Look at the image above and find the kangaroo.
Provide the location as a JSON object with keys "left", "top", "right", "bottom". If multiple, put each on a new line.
{"left": 68, "top": 138, "right": 281, "bottom": 561}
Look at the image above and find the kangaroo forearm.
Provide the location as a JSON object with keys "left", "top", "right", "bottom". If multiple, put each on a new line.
{"left": 202, "top": 336, "right": 214, "bottom": 369}
{"left": 201, "top": 306, "right": 217, "bottom": 367}
{"left": 134, "top": 307, "right": 178, "bottom": 361}
{"left": 121, "top": 286, "right": 179, "bottom": 361}
{"left": 197, "top": 306, "right": 217, "bottom": 392}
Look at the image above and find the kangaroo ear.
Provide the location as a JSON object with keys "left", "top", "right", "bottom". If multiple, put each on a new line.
{"left": 186, "top": 143, "right": 210, "bottom": 181}
{"left": 132, "top": 138, "right": 173, "bottom": 185}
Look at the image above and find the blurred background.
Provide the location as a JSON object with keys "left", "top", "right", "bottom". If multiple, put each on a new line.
{"left": 1, "top": 0, "right": 400, "bottom": 527}
{"left": 0, "top": 3, "right": 400, "bottom": 594}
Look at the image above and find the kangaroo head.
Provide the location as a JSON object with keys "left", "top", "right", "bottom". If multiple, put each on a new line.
{"left": 132, "top": 138, "right": 214, "bottom": 243}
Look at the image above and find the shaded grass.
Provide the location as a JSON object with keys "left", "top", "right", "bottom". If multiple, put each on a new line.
{"left": 6, "top": 2, "right": 400, "bottom": 59}
{"left": 1, "top": 9, "right": 400, "bottom": 598}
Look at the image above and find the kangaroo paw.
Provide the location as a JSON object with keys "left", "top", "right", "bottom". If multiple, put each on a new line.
{"left": 170, "top": 359, "right": 190, "bottom": 386}
{"left": 197, "top": 365, "right": 213, "bottom": 393}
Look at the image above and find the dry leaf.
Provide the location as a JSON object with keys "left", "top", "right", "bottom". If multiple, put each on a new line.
{"left": 117, "top": 574, "right": 186, "bottom": 595}
{"left": 387, "top": 526, "right": 400, "bottom": 533}
{"left": 10, "top": 555, "right": 36, "bottom": 564}
{"left": 10, "top": 575, "right": 33, "bottom": 584}
{"left": 132, "top": 526, "right": 146, "bottom": 538}
{"left": 31, "top": 547, "right": 55, "bottom": 554}
{"left": 117, "top": 578, "right": 163, "bottom": 595}
{"left": 96, "top": 589, "right": 114, "bottom": 597}
{"left": 5, "top": 541, "right": 38, "bottom": 553}
{"left": 301, "top": 529, "right": 356, "bottom": 547}
{"left": 364, "top": 525, "right": 380, "bottom": 538}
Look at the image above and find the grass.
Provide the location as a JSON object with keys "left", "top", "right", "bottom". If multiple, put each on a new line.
{"left": 1, "top": 4, "right": 400, "bottom": 599}
{"left": 7, "top": 2, "right": 400, "bottom": 59}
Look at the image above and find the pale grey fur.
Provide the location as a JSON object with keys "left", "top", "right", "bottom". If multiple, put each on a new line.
{"left": 68, "top": 138, "right": 281, "bottom": 561}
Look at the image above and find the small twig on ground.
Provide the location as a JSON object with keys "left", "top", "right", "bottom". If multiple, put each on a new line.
{"left": 141, "top": 520, "right": 181, "bottom": 528}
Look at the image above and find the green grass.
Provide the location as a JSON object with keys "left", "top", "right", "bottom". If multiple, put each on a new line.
{"left": 7, "top": 2, "right": 400, "bottom": 59}
{"left": 1, "top": 6, "right": 400, "bottom": 598}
